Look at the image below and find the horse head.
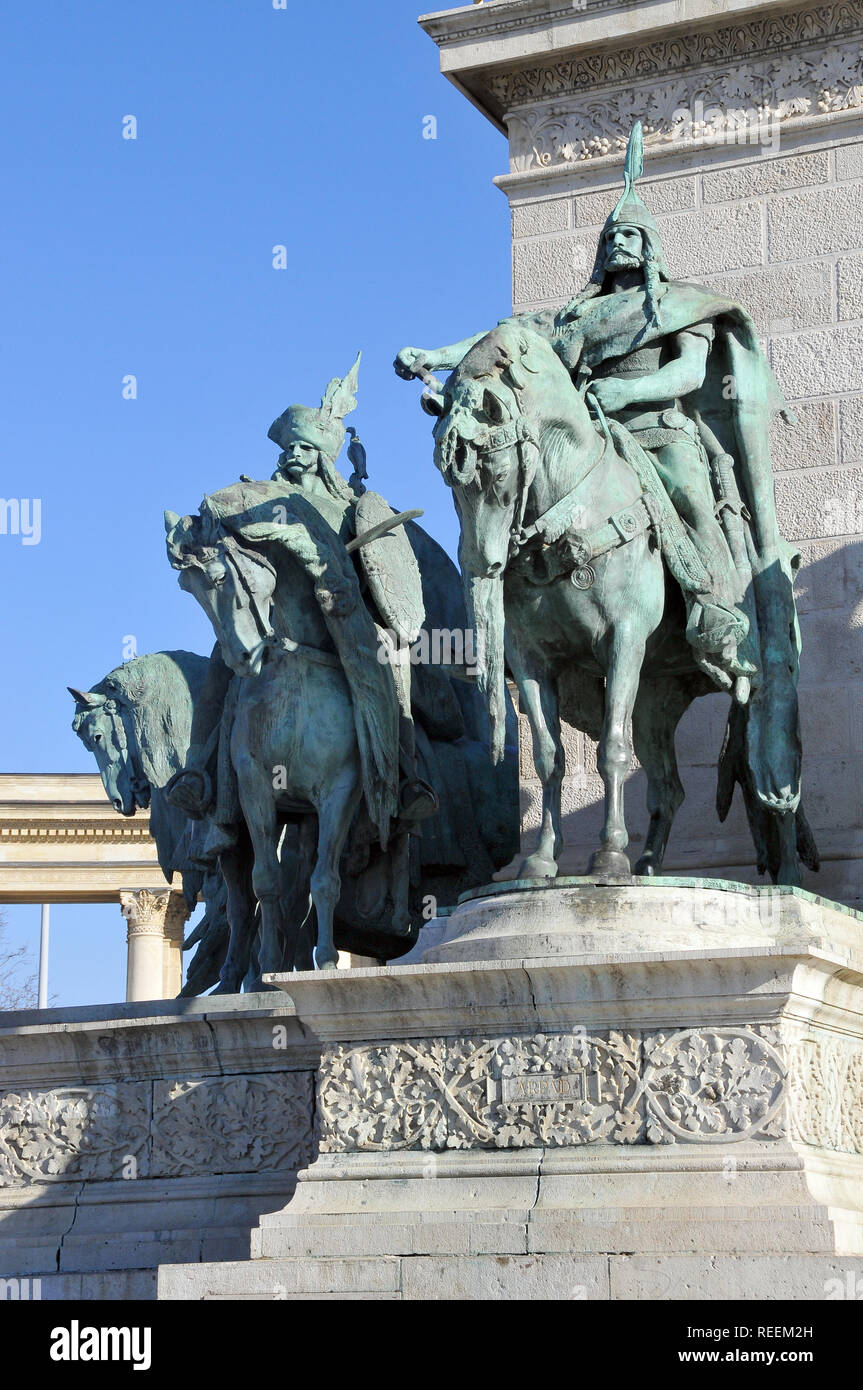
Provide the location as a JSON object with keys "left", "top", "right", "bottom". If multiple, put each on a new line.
{"left": 165, "top": 509, "right": 277, "bottom": 677}
{"left": 425, "top": 323, "right": 558, "bottom": 579}
{"left": 424, "top": 323, "right": 573, "bottom": 761}
{"left": 69, "top": 683, "right": 150, "bottom": 815}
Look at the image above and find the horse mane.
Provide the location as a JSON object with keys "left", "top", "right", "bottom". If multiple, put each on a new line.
{"left": 95, "top": 650, "right": 209, "bottom": 789}
{"left": 539, "top": 421, "right": 587, "bottom": 489}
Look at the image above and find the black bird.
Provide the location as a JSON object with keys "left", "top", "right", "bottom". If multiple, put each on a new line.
{"left": 346, "top": 426, "right": 368, "bottom": 496}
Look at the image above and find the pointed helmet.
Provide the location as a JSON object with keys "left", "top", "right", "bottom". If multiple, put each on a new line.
{"left": 589, "top": 122, "right": 670, "bottom": 284}
{"left": 268, "top": 351, "right": 362, "bottom": 463}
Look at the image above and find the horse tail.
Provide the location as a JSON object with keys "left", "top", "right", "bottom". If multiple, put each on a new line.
{"left": 351, "top": 699, "right": 400, "bottom": 849}
{"left": 321, "top": 609, "right": 400, "bottom": 847}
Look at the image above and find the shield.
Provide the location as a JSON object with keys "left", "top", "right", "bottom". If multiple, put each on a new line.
{"left": 354, "top": 491, "right": 425, "bottom": 645}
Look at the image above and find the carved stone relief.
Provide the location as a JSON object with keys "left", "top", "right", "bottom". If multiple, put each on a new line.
{"left": 318, "top": 1026, "right": 789, "bottom": 1153}
{"left": 151, "top": 1073, "right": 315, "bottom": 1177}
{"left": 497, "top": 2, "right": 863, "bottom": 167}
{"left": 0, "top": 1072, "right": 315, "bottom": 1187}
{"left": 786, "top": 1036, "right": 863, "bottom": 1155}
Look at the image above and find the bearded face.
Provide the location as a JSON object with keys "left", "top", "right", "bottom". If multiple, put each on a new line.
{"left": 602, "top": 223, "right": 645, "bottom": 274}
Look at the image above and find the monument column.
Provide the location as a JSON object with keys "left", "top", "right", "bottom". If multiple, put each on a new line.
{"left": 120, "top": 887, "right": 190, "bottom": 1001}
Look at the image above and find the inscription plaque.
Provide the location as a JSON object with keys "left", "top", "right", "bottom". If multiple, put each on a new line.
{"left": 501, "top": 1072, "right": 587, "bottom": 1104}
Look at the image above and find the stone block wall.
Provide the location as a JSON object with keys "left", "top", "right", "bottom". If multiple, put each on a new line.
{"left": 506, "top": 124, "right": 863, "bottom": 903}
{"left": 0, "top": 994, "right": 316, "bottom": 1298}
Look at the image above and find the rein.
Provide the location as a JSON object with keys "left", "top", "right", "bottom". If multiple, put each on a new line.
{"left": 469, "top": 378, "right": 652, "bottom": 587}
{"left": 509, "top": 435, "right": 609, "bottom": 556}
{"left": 474, "top": 392, "right": 611, "bottom": 561}
{"left": 220, "top": 535, "right": 276, "bottom": 645}
{"left": 98, "top": 699, "right": 150, "bottom": 797}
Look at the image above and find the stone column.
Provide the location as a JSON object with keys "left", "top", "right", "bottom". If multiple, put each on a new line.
{"left": 120, "top": 888, "right": 190, "bottom": 1002}
{"left": 162, "top": 891, "right": 191, "bottom": 997}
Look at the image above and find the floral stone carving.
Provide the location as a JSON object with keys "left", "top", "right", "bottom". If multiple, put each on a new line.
{"left": 0, "top": 1071, "right": 315, "bottom": 1187}
{"left": 318, "top": 1027, "right": 789, "bottom": 1153}
{"left": 498, "top": 1, "right": 863, "bottom": 167}
{"left": 151, "top": 1073, "right": 315, "bottom": 1177}
{"left": 786, "top": 1036, "right": 863, "bottom": 1156}
{"left": 0, "top": 1083, "right": 150, "bottom": 1186}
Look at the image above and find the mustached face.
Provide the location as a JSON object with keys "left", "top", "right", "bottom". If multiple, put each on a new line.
{"left": 603, "top": 223, "right": 644, "bottom": 273}
{"left": 280, "top": 439, "right": 320, "bottom": 479}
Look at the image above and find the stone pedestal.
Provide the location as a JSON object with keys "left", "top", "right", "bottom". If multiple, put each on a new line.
{"left": 158, "top": 879, "right": 863, "bottom": 1301}
{"left": 0, "top": 994, "right": 316, "bottom": 1299}
{"left": 120, "top": 887, "right": 190, "bottom": 1002}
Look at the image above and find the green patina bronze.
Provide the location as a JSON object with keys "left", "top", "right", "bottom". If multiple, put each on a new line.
{"left": 395, "top": 122, "right": 816, "bottom": 887}
{"left": 162, "top": 356, "right": 518, "bottom": 983}
{"left": 69, "top": 652, "right": 237, "bottom": 996}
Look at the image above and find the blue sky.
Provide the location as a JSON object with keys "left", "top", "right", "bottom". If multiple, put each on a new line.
{"left": 0, "top": 1, "right": 510, "bottom": 1006}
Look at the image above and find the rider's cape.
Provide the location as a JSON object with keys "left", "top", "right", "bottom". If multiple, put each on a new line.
{"left": 203, "top": 481, "right": 400, "bottom": 845}
{"left": 518, "top": 281, "right": 805, "bottom": 826}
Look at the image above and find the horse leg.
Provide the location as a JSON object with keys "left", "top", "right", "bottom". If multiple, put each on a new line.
{"left": 290, "top": 816, "right": 317, "bottom": 970}
{"left": 775, "top": 809, "right": 801, "bottom": 887}
{"left": 214, "top": 840, "right": 259, "bottom": 994}
{"left": 242, "top": 787, "right": 287, "bottom": 984}
{"left": 631, "top": 679, "right": 692, "bottom": 877}
{"left": 389, "top": 829, "right": 412, "bottom": 936}
{"left": 311, "top": 770, "right": 362, "bottom": 970}
{"left": 501, "top": 652, "right": 562, "bottom": 880}
{"left": 590, "top": 630, "right": 646, "bottom": 877}
{"left": 277, "top": 817, "right": 315, "bottom": 970}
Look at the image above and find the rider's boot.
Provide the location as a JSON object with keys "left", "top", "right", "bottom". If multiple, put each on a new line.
{"left": 686, "top": 597, "right": 757, "bottom": 700}
{"left": 197, "top": 819, "right": 240, "bottom": 866}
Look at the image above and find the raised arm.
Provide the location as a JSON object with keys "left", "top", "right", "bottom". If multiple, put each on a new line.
{"left": 393, "top": 334, "right": 488, "bottom": 381}
{"left": 394, "top": 306, "right": 561, "bottom": 382}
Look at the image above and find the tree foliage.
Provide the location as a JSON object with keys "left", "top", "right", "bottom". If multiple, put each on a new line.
{"left": 0, "top": 912, "right": 37, "bottom": 1011}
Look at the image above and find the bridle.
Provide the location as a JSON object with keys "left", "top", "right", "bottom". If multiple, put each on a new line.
{"left": 217, "top": 535, "right": 277, "bottom": 646}
{"left": 468, "top": 382, "right": 608, "bottom": 563}
{"left": 475, "top": 413, "right": 539, "bottom": 556}
{"left": 80, "top": 697, "right": 149, "bottom": 802}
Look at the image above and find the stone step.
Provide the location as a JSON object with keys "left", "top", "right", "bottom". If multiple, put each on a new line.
{"left": 158, "top": 1252, "right": 863, "bottom": 1302}
{"left": 251, "top": 1206, "right": 834, "bottom": 1259}
{"left": 0, "top": 1270, "right": 157, "bottom": 1301}
{"left": 0, "top": 1227, "right": 257, "bottom": 1279}
{"left": 159, "top": 1257, "right": 401, "bottom": 1300}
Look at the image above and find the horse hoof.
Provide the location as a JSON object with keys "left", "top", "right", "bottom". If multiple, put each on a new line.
{"left": 512, "top": 853, "right": 558, "bottom": 882}
{"left": 589, "top": 849, "right": 631, "bottom": 877}
{"left": 314, "top": 954, "right": 339, "bottom": 971}
{"left": 634, "top": 855, "right": 658, "bottom": 877}
{"left": 211, "top": 978, "right": 242, "bottom": 995}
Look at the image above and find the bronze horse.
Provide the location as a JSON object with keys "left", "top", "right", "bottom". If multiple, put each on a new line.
{"left": 423, "top": 321, "right": 816, "bottom": 885}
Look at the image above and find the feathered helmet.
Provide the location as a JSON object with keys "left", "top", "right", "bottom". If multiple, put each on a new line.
{"left": 268, "top": 352, "right": 361, "bottom": 463}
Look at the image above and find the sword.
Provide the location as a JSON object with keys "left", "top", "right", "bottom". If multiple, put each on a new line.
{"left": 345, "top": 508, "right": 425, "bottom": 553}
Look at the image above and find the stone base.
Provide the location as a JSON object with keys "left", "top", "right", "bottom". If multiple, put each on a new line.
{"left": 158, "top": 880, "right": 863, "bottom": 1301}
{"left": 159, "top": 1145, "right": 863, "bottom": 1301}
{"left": 0, "top": 994, "right": 317, "bottom": 1299}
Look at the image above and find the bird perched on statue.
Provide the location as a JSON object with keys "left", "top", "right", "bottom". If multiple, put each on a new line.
{"left": 346, "top": 426, "right": 368, "bottom": 496}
